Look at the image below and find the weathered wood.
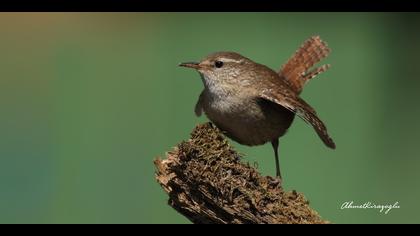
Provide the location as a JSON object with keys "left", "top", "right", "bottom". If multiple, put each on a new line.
{"left": 154, "top": 123, "right": 328, "bottom": 224}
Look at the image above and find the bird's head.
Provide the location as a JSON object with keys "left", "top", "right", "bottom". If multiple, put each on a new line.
{"left": 180, "top": 52, "right": 253, "bottom": 90}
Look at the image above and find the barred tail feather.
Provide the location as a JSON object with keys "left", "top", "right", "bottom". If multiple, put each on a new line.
{"left": 280, "top": 36, "right": 331, "bottom": 93}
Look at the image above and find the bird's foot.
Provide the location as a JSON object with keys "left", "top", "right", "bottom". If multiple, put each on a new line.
{"left": 267, "top": 175, "right": 282, "bottom": 189}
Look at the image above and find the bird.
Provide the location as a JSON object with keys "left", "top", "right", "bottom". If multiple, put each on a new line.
{"left": 179, "top": 36, "right": 335, "bottom": 179}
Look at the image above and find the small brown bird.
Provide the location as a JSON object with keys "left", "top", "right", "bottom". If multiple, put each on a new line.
{"left": 180, "top": 36, "right": 335, "bottom": 179}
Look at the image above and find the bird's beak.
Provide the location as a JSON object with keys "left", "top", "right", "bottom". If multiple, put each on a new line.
{"left": 179, "top": 62, "right": 200, "bottom": 69}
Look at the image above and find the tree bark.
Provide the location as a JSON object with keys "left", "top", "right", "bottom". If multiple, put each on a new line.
{"left": 154, "top": 122, "right": 329, "bottom": 224}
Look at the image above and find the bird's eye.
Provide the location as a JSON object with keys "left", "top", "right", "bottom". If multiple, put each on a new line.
{"left": 215, "top": 61, "right": 224, "bottom": 68}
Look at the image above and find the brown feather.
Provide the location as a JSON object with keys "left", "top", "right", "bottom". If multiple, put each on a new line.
{"left": 259, "top": 83, "right": 335, "bottom": 149}
{"left": 280, "top": 36, "right": 331, "bottom": 94}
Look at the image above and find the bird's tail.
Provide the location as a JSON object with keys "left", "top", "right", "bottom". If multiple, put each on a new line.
{"left": 280, "top": 36, "right": 331, "bottom": 94}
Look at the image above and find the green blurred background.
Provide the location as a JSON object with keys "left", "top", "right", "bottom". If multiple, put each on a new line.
{"left": 1, "top": 13, "right": 420, "bottom": 224}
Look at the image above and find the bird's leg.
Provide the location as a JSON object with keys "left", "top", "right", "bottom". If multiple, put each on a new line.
{"left": 271, "top": 139, "right": 282, "bottom": 179}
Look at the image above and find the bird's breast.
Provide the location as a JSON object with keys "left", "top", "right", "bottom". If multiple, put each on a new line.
{"left": 202, "top": 92, "right": 295, "bottom": 146}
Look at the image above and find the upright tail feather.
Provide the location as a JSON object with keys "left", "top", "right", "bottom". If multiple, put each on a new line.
{"left": 280, "top": 36, "right": 331, "bottom": 94}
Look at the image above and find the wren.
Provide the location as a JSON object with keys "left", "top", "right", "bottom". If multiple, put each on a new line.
{"left": 179, "top": 36, "right": 335, "bottom": 179}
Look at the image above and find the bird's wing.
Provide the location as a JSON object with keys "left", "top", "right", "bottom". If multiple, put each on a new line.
{"left": 194, "top": 90, "right": 205, "bottom": 117}
{"left": 259, "top": 85, "right": 336, "bottom": 149}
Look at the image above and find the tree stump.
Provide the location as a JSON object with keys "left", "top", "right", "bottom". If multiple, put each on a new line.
{"left": 154, "top": 122, "right": 328, "bottom": 224}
